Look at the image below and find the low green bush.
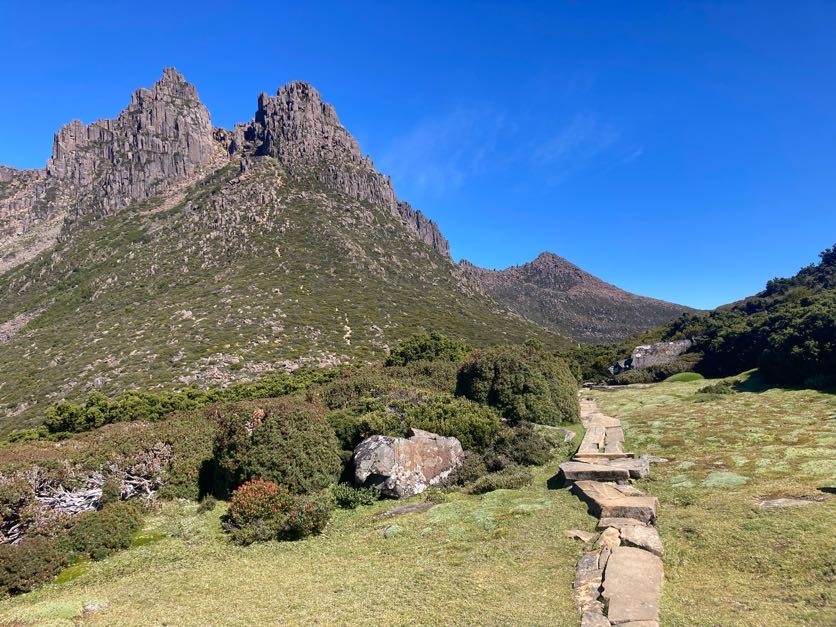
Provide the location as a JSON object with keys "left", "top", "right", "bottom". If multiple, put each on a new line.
{"left": 385, "top": 332, "right": 471, "bottom": 367}
{"left": 209, "top": 397, "right": 342, "bottom": 496}
{"left": 67, "top": 501, "right": 144, "bottom": 561}
{"left": 484, "top": 423, "right": 552, "bottom": 470}
{"left": 225, "top": 479, "right": 332, "bottom": 545}
{"left": 466, "top": 465, "right": 533, "bottom": 495}
{"left": 0, "top": 536, "right": 68, "bottom": 597}
{"left": 446, "top": 452, "right": 489, "bottom": 486}
{"left": 327, "top": 394, "right": 502, "bottom": 453}
{"left": 385, "top": 359, "right": 459, "bottom": 394}
{"left": 665, "top": 372, "right": 705, "bottom": 383}
{"left": 697, "top": 380, "right": 736, "bottom": 394}
{"left": 40, "top": 370, "right": 338, "bottom": 436}
{"left": 456, "top": 344, "right": 580, "bottom": 425}
{"left": 332, "top": 484, "right": 379, "bottom": 509}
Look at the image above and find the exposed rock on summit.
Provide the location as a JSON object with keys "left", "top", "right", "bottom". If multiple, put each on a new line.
{"left": 227, "top": 81, "right": 450, "bottom": 256}
{"left": 47, "top": 67, "right": 219, "bottom": 221}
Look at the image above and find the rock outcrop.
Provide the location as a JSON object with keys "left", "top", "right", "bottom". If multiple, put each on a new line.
{"left": 353, "top": 428, "right": 464, "bottom": 498}
{"left": 46, "top": 68, "right": 219, "bottom": 221}
{"left": 609, "top": 339, "right": 693, "bottom": 375}
{"left": 228, "top": 81, "right": 450, "bottom": 257}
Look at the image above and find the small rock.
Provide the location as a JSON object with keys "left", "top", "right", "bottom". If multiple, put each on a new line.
{"left": 641, "top": 455, "right": 669, "bottom": 464}
{"left": 619, "top": 525, "right": 664, "bottom": 557}
{"left": 382, "top": 524, "right": 402, "bottom": 539}
{"left": 596, "top": 527, "right": 621, "bottom": 550}
{"left": 564, "top": 529, "right": 598, "bottom": 543}
{"left": 376, "top": 502, "right": 437, "bottom": 518}
{"left": 581, "top": 610, "right": 612, "bottom": 626}
{"left": 756, "top": 497, "right": 820, "bottom": 509}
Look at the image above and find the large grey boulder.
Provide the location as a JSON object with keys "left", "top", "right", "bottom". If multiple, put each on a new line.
{"left": 353, "top": 428, "right": 464, "bottom": 498}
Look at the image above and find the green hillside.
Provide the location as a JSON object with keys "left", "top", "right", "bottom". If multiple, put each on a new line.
{"left": 0, "top": 159, "right": 562, "bottom": 433}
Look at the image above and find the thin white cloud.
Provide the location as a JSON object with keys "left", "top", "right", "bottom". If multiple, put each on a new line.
{"left": 378, "top": 108, "right": 636, "bottom": 193}
{"left": 378, "top": 109, "right": 509, "bottom": 194}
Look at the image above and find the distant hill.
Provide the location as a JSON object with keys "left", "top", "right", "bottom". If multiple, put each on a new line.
{"left": 461, "top": 252, "right": 693, "bottom": 343}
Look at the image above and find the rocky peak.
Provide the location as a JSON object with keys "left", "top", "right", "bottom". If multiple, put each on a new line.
{"left": 233, "top": 80, "right": 450, "bottom": 257}
{"left": 46, "top": 67, "right": 218, "bottom": 219}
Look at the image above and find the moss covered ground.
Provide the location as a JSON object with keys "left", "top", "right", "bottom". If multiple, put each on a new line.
{"left": 589, "top": 373, "right": 835, "bottom": 626}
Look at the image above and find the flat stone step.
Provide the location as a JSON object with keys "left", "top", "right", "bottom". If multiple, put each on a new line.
{"left": 602, "top": 547, "right": 663, "bottom": 624}
{"left": 577, "top": 425, "right": 607, "bottom": 454}
{"left": 619, "top": 525, "right": 664, "bottom": 557}
{"left": 597, "top": 517, "right": 649, "bottom": 530}
{"left": 583, "top": 414, "right": 622, "bottom": 429}
{"left": 574, "top": 452, "right": 636, "bottom": 463}
{"left": 607, "top": 457, "right": 651, "bottom": 479}
{"left": 560, "top": 461, "right": 630, "bottom": 483}
{"left": 572, "top": 481, "right": 658, "bottom": 524}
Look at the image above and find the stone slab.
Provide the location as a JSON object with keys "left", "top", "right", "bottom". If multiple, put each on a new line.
{"left": 573, "top": 551, "right": 604, "bottom": 613}
{"left": 584, "top": 414, "right": 623, "bottom": 429}
{"left": 572, "top": 480, "right": 658, "bottom": 524}
{"left": 607, "top": 457, "right": 651, "bottom": 479}
{"left": 602, "top": 547, "right": 663, "bottom": 624}
{"left": 597, "top": 517, "right": 648, "bottom": 531}
{"left": 560, "top": 461, "right": 630, "bottom": 483}
{"left": 581, "top": 610, "right": 612, "bottom": 626}
{"left": 619, "top": 525, "right": 664, "bottom": 557}
{"left": 564, "top": 529, "right": 598, "bottom": 543}
{"left": 606, "top": 426, "right": 625, "bottom": 443}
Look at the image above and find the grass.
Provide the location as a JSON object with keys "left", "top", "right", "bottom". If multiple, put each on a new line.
{"left": 664, "top": 371, "right": 705, "bottom": 382}
{"left": 2, "top": 374, "right": 832, "bottom": 625}
{"left": 588, "top": 372, "right": 835, "bottom": 626}
{"left": 0, "top": 460, "right": 592, "bottom": 626}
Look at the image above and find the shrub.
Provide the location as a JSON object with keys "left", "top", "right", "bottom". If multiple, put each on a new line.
{"left": 327, "top": 394, "right": 502, "bottom": 453}
{"left": 209, "top": 397, "right": 342, "bottom": 496}
{"left": 225, "top": 479, "right": 332, "bottom": 544}
{"left": 466, "top": 465, "right": 533, "bottom": 495}
{"left": 67, "top": 501, "right": 144, "bottom": 561}
{"left": 446, "top": 452, "right": 489, "bottom": 486}
{"left": 197, "top": 496, "right": 217, "bottom": 513}
{"left": 332, "top": 484, "right": 379, "bottom": 509}
{"left": 385, "top": 332, "right": 471, "bottom": 367}
{"left": 41, "top": 370, "right": 338, "bottom": 435}
{"left": 456, "top": 344, "right": 580, "bottom": 425}
{"left": 697, "top": 380, "right": 737, "bottom": 395}
{"left": 316, "top": 367, "right": 396, "bottom": 410}
{"left": 664, "top": 372, "right": 705, "bottom": 383}
{"left": 612, "top": 369, "right": 655, "bottom": 385}
{"left": 484, "top": 423, "right": 552, "bottom": 470}
{"left": 0, "top": 536, "right": 68, "bottom": 597}
{"left": 385, "top": 359, "right": 459, "bottom": 394}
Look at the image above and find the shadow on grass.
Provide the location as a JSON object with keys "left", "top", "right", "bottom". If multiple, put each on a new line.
{"left": 732, "top": 370, "right": 836, "bottom": 395}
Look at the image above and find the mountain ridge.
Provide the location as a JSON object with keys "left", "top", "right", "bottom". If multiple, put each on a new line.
{"left": 0, "top": 68, "right": 689, "bottom": 431}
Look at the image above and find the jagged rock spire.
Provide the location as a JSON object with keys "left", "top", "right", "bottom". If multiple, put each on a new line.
{"left": 47, "top": 67, "right": 217, "bottom": 217}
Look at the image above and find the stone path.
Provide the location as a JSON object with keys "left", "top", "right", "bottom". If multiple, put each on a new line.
{"left": 559, "top": 398, "right": 665, "bottom": 627}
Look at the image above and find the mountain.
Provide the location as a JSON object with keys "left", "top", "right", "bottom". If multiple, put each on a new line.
{"left": 0, "top": 69, "right": 686, "bottom": 432}
{"left": 461, "top": 252, "right": 693, "bottom": 343}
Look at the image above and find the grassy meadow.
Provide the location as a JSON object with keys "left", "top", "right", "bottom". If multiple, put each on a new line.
{"left": 589, "top": 373, "right": 835, "bottom": 626}
{"left": 1, "top": 374, "right": 833, "bottom": 625}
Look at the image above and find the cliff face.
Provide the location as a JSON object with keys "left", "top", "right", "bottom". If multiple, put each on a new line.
{"left": 225, "top": 81, "right": 449, "bottom": 256}
{"left": 46, "top": 68, "right": 220, "bottom": 220}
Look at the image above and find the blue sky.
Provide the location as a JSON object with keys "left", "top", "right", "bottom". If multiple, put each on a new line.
{"left": 1, "top": 1, "right": 834, "bottom": 309}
